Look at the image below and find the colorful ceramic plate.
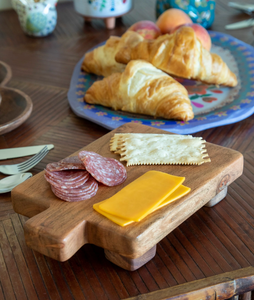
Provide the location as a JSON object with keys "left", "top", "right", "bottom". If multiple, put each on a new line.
{"left": 68, "top": 31, "right": 254, "bottom": 134}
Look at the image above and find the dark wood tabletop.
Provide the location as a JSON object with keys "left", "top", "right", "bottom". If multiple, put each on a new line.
{"left": 1, "top": 0, "right": 254, "bottom": 299}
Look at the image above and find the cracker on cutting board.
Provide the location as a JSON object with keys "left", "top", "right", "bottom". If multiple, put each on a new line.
{"left": 110, "top": 133, "right": 211, "bottom": 166}
{"left": 110, "top": 133, "right": 194, "bottom": 152}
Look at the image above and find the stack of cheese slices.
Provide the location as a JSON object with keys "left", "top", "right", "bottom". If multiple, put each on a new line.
{"left": 94, "top": 170, "right": 190, "bottom": 226}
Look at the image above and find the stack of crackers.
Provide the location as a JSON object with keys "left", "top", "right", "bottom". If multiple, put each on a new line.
{"left": 110, "top": 133, "right": 211, "bottom": 166}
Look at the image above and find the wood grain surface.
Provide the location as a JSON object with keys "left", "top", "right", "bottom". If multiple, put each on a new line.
{"left": 1, "top": 0, "right": 254, "bottom": 299}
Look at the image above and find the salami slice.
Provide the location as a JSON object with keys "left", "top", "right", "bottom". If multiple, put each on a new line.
{"left": 45, "top": 170, "right": 87, "bottom": 182}
{"left": 53, "top": 176, "right": 97, "bottom": 195}
{"left": 78, "top": 151, "right": 101, "bottom": 161}
{"left": 51, "top": 177, "right": 98, "bottom": 202}
{"left": 46, "top": 156, "right": 86, "bottom": 172}
{"left": 79, "top": 151, "right": 127, "bottom": 186}
{"left": 45, "top": 177, "right": 89, "bottom": 189}
{"left": 44, "top": 170, "right": 90, "bottom": 189}
{"left": 46, "top": 150, "right": 127, "bottom": 202}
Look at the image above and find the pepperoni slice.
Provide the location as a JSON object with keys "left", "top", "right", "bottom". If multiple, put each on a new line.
{"left": 46, "top": 156, "right": 86, "bottom": 172}
{"left": 79, "top": 151, "right": 127, "bottom": 186}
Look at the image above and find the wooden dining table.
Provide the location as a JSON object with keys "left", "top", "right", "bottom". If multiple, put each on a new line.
{"left": 1, "top": 0, "right": 254, "bottom": 299}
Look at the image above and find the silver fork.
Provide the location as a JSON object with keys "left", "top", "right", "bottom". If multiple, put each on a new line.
{"left": 0, "top": 146, "right": 49, "bottom": 175}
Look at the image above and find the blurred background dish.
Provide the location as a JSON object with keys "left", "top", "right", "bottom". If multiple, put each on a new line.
{"left": 0, "top": 61, "right": 12, "bottom": 86}
{"left": 0, "top": 61, "right": 33, "bottom": 135}
{"left": 73, "top": 0, "right": 133, "bottom": 29}
{"left": 12, "top": 0, "right": 58, "bottom": 37}
{"left": 0, "top": 86, "right": 33, "bottom": 135}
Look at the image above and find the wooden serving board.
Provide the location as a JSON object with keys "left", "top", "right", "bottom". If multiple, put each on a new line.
{"left": 11, "top": 123, "right": 243, "bottom": 271}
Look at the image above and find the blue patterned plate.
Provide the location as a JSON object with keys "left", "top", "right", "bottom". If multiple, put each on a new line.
{"left": 68, "top": 31, "right": 254, "bottom": 134}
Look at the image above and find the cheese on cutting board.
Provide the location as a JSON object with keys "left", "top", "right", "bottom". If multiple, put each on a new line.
{"left": 94, "top": 202, "right": 133, "bottom": 226}
{"left": 96, "top": 171, "right": 185, "bottom": 222}
{"left": 94, "top": 184, "right": 190, "bottom": 226}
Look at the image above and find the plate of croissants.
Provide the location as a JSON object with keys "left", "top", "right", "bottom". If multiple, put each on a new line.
{"left": 68, "top": 26, "right": 254, "bottom": 134}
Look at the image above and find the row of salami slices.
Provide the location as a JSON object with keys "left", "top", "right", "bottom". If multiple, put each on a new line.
{"left": 44, "top": 151, "right": 127, "bottom": 202}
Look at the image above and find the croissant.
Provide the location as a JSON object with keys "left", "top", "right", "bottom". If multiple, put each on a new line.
{"left": 82, "top": 32, "right": 143, "bottom": 77}
{"left": 84, "top": 60, "right": 194, "bottom": 121}
{"left": 115, "top": 27, "right": 237, "bottom": 87}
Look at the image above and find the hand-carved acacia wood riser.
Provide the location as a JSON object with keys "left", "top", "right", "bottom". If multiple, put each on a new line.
{"left": 11, "top": 124, "right": 243, "bottom": 269}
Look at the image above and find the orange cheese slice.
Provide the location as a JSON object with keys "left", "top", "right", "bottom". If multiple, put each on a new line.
{"left": 94, "top": 184, "right": 190, "bottom": 226}
{"left": 97, "top": 171, "right": 185, "bottom": 222}
{"left": 94, "top": 203, "right": 133, "bottom": 226}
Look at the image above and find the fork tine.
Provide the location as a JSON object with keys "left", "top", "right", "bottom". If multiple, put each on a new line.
{"left": 17, "top": 148, "right": 47, "bottom": 170}
{"left": 18, "top": 147, "right": 48, "bottom": 170}
{"left": 15, "top": 146, "right": 47, "bottom": 166}
{"left": 22, "top": 146, "right": 48, "bottom": 165}
{"left": 17, "top": 146, "right": 49, "bottom": 172}
{"left": 18, "top": 150, "right": 48, "bottom": 172}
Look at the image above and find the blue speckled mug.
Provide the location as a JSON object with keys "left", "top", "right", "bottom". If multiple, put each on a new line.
{"left": 156, "top": 0, "right": 216, "bottom": 29}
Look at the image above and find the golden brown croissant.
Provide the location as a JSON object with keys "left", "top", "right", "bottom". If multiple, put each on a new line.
{"left": 115, "top": 27, "right": 237, "bottom": 87}
{"left": 84, "top": 60, "right": 194, "bottom": 121}
{"left": 82, "top": 32, "right": 143, "bottom": 77}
